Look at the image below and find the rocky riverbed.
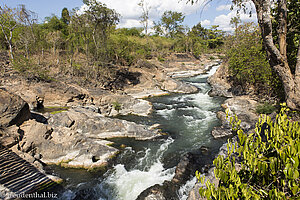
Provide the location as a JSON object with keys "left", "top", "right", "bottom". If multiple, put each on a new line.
{"left": 1, "top": 53, "right": 263, "bottom": 200}
{"left": 0, "top": 53, "right": 224, "bottom": 198}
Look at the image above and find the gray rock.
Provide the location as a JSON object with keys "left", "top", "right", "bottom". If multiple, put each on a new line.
{"left": 48, "top": 108, "right": 160, "bottom": 140}
{"left": 222, "top": 96, "right": 259, "bottom": 130}
{"left": 138, "top": 152, "right": 201, "bottom": 200}
{"left": 207, "top": 64, "right": 233, "bottom": 98}
{"left": 187, "top": 168, "right": 217, "bottom": 200}
{"left": 14, "top": 108, "right": 161, "bottom": 169}
{"left": 94, "top": 94, "right": 152, "bottom": 117}
{"left": 161, "top": 79, "right": 198, "bottom": 94}
{"left": 18, "top": 119, "right": 119, "bottom": 169}
{"left": 0, "top": 125, "right": 21, "bottom": 148}
{"left": 0, "top": 88, "right": 30, "bottom": 128}
{"left": 211, "top": 126, "right": 233, "bottom": 138}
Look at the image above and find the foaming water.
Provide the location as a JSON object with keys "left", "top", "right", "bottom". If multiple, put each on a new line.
{"left": 107, "top": 163, "right": 174, "bottom": 200}
{"left": 104, "top": 138, "right": 175, "bottom": 200}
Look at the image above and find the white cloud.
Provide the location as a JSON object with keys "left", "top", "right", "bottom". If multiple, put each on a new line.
{"left": 216, "top": 4, "right": 231, "bottom": 11}
{"left": 79, "top": 0, "right": 205, "bottom": 28}
{"left": 119, "top": 19, "right": 141, "bottom": 28}
{"left": 201, "top": 19, "right": 210, "bottom": 26}
{"left": 213, "top": 2, "right": 257, "bottom": 32}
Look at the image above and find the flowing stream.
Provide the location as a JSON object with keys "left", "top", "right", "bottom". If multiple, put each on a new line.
{"left": 51, "top": 64, "right": 225, "bottom": 200}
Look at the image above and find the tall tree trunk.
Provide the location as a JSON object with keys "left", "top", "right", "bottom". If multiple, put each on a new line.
{"left": 294, "top": 44, "right": 300, "bottom": 105}
{"left": 278, "top": 0, "right": 287, "bottom": 59}
{"left": 252, "top": 0, "right": 300, "bottom": 110}
{"left": 296, "top": 44, "right": 300, "bottom": 76}
{"left": 8, "top": 30, "right": 14, "bottom": 60}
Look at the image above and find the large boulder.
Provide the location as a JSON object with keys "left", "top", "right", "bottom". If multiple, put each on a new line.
{"left": 16, "top": 108, "right": 161, "bottom": 169}
{"left": 222, "top": 96, "right": 259, "bottom": 131}
{"left": 1, "top": 78, "right": 92, "bottom": 109}
{"left": 211, "top": 96, "right": 259, "bottom": 139}
{"left": 18, "top": 119, "right": 119, "bottom": 170}
{"left": 0, "top": 88, "right": 30, "bottom": 128}
{"left": 160, "top": 78, "right": 199, "bottom": 94}
{"left": 48, "top": 108, "right": 161, "bottom": 140}
{"left": 207, "top": 63, "right": 233, "bottom": 98}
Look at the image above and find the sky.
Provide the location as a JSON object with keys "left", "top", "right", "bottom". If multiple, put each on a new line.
{"left": 0, "top": 0, "right": 257, "bottom": 32}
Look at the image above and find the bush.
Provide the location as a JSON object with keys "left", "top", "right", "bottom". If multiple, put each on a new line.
{"left": 256, "top": 102, "right": 277, "bottom": 114}
{"left": 196, "top": 105, "right": 300, "bottom": 199}
{"left": 112, "top": 101, "right": 122, "bottom": 113}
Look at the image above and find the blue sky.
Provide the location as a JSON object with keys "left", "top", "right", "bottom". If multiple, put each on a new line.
{"left": 1, "top": 0, "right": 257, "bottom": 32}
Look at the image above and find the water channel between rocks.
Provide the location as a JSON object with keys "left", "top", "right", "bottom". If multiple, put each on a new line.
{"left": 50, "top": 64, "right": 226, "bottom": 200}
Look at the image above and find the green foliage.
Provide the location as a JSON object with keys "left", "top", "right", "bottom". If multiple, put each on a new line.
{"left": 40, "top": 106, "right": 69, "bottom": 114}
{"left": 112, "top": 101, "right": 122, "bottom": 113}
{"left": 82, "top": 0, "right": 120, "bottom": 61}
{"left": 197, "top": 105, "right": 300, "bottom": 199}
{"left": 155, "top": 10, "right": 185, "bottom": 38}
{"left": 188, "top": 23, "right": 224, "bottom": 57}
{"left": 225, "top": 23, "right": 282, "bottom": 97}
{"left": 43, "top": 15, "right": 65, "bottom": 32}
{"left": 256, "top": 102, "right": 277, "bottom": 115}
{"left": 61, "top": 8, "right": 70, "bottom": 25}
{"left": 116, "top": 28, "right": 143, "bottom": 37}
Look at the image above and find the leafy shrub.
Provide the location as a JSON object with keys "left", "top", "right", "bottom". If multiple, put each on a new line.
{"left": 196, "top": 105, "right": 300, "bottom": 199}
{"left": 256, "top": 102, "right": 277, "bottom": 114}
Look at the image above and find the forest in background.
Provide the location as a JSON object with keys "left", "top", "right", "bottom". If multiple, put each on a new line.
{"left": 0, "top": 0, "right": 224, "bottom": 86}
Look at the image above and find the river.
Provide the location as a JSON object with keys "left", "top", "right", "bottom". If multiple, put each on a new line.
{"left": 50, "top": 64, "right": 225, "bottom": 200}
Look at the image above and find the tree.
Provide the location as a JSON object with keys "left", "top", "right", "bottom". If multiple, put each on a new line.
{"left": 138, "top": 0, "right": 151, "bottom": 36}
{"left": 17, "top": 4, "right": 38, "bottom": 59}
{"left": 190, "top": 23, "right": 209, "bottom": 39}
{"left": 230, "top": 15, "right": 241, "bottom": 31}
{"left": 43, "top": 15, "right": 65, "bottom": 32}
{"left": 152, "top": 21, "right": 163, "bottom": 36}
{"left": 60, "top": 8, "right": 70, "bottom": 36}
{"left": 61, "top": 7, "right": 70, "bottom": 25}
{"left": 69, "top": 10, "right": 92, "bottom": 61}
{"left": 160, "top": 11, "right": 185, "bottom": 38}
{"left": 248, "top": 0, "right": 300, "bottom": 110}
{"left": 226, "top": 22, "right": 280, "bottom": 97}
{"left": 207, "top": 25, "right": 224, "bottom": 49}
{"left": 0, "top": 5, "right": 24, "bottom": 60}
{"left": 188, "top": 0, "right": 300, "bottom": 110}
{"left": 188, "top": 23, "right": 209, "bottom": 55}
{"left": 46, "top": 30, "right": 62, "bottom": 55}
{"left": 83, "top": 0, "right": 119, "bottom": 60}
